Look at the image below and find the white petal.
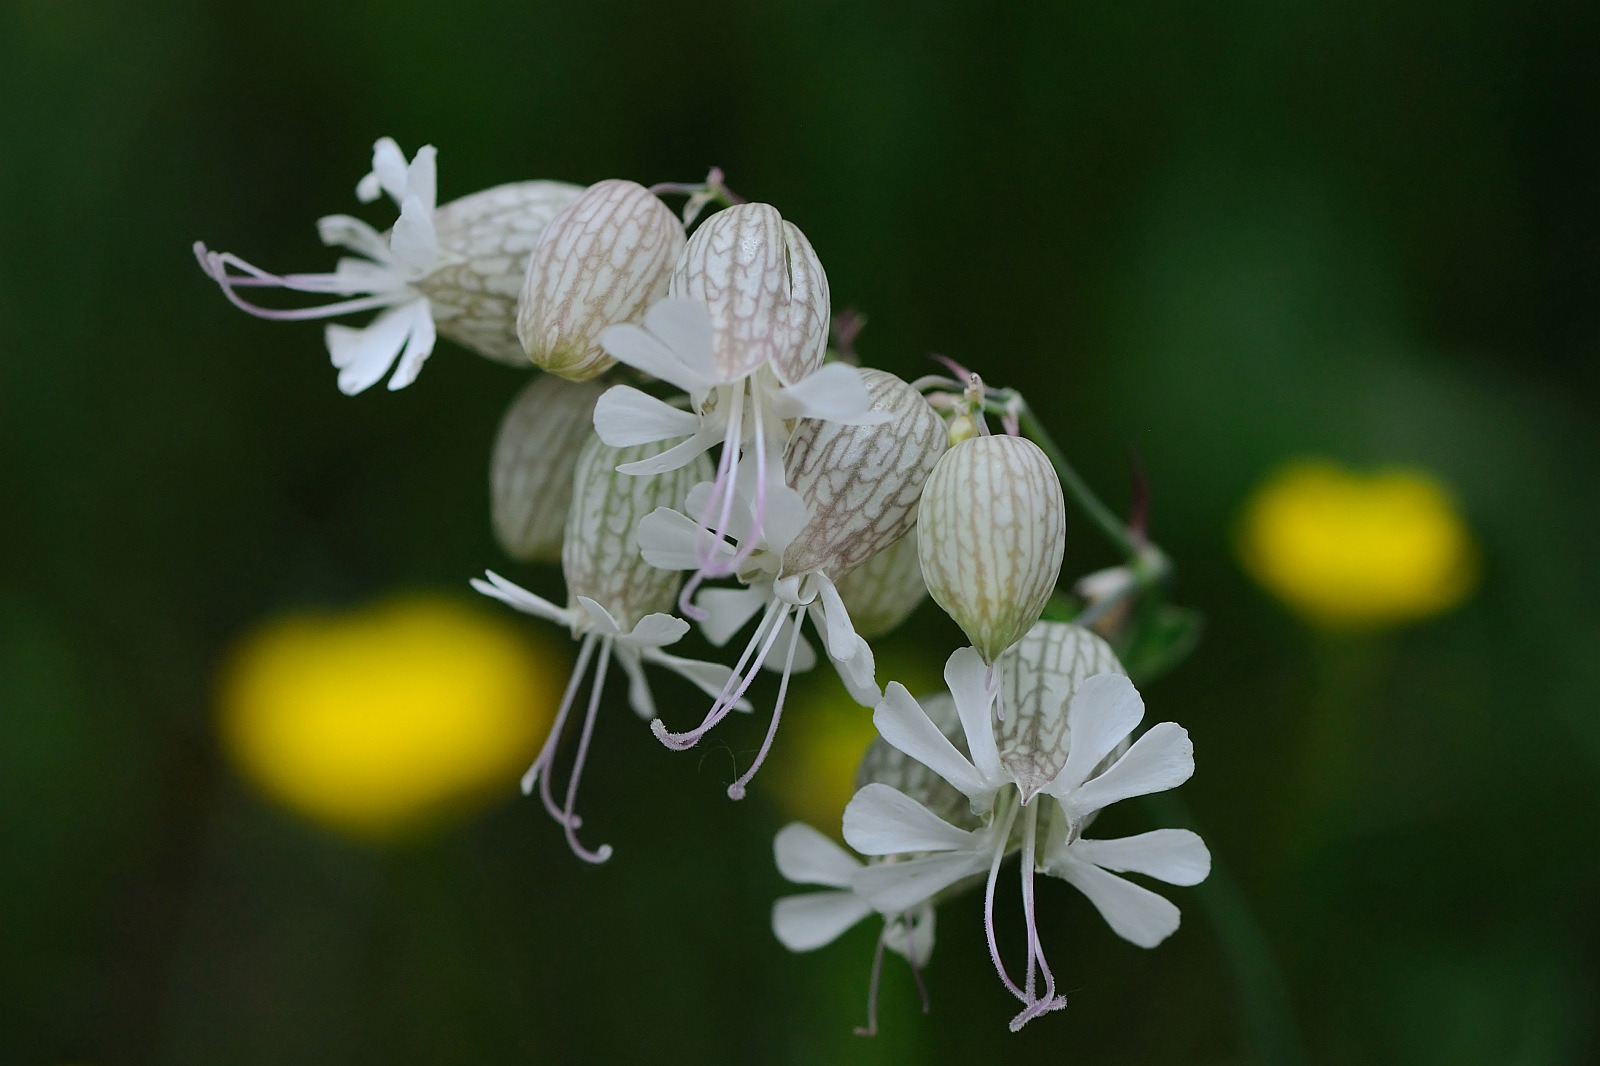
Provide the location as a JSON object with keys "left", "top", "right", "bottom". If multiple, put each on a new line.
{"left": 327, "top": 303, "right": 416, "bottom": 395}
{"left": 871, "top": 683, "right": 989, "bottom": 802}
{"left": 641, "top": 298, "right": 720, "bottom": 383}
{"left": 1051, "top": 854, "right": 1182, "bottom": 949}
{"left": 945, "top": 647, "right": 1005, "bottom": 787}
{"left": 884, "top": 906, "right": 936, "bottom": 967}
{"left": 469, "top": 571, "right": 570, "bottom": 626}
{"left": 1066, "top": 830, "right": 1211, "bottom": 887}
{"left": 638, "top": 646, "right": 752, "bottom": 712}
{"left": 385, "top": 300, "right": 436, "bottom": 390}
{"left": 332, "top": 257, "right": 404, "bottom": 295}
{"left": 637, "top": 508, "right": 732, "bottom": 571}
{"left": 772, "top": 891, "right": 873, "bottom": 953}
{"left": 1046, "top": 673, "right": 1145, "bottom": 799}
{"left": 623, "top": 611, "right": 690, "bottom": 649}
{"left": 317, "top": 214, "right": 392, "bottom": 262}
{"left": 573, "top": 596, "right": 623, "bottom": 637}
{"left": 355, "top": 170, "right": 383, "bottom": 204}
{"left": 842, "top": 783, "right": 975, "bottom": 856}
{"left": 366, "top": 137, "right": 408, "bottom": 204}
{"left": 389, "top": 194, "right": 438, "bottom": 276}
{"left": 593, "top": 386, "right": 700, "bottom": 447}
{"left": 406, "top": 144, "right": 437, "bottom": 213}
{"left": 599, "top": 321, "right": 715, "bottom": 395}
{"left": 774, "top": 821, "right": 861, "bottom": 888}
{"left": 695, "top": 585, "right": 770, "bottom": 645}
{"left": 1064, "top": 722, "right": 1195, "bottom": 822}
{"left": 852, "top": 850, "right": 989, "bottom": 914}
{"left": 615, "top": 429, "right": 720, "bottom": 475}
{"left": 757, "top": 478, "right": 809, "bottom": 555}
{"left": 832, "top": 634, "right": 879, "bottom": 706}
{"left": 772, "top": 362, "right": 893, "bottom": 425}
{"left": 615, "top": 646, "right": 656, "bottom": 719}
{"left": 814, "top": 573, "right": 861, "bottom": 663}
{"left": 760, "top": 611, "right": 816, "bottom": 673}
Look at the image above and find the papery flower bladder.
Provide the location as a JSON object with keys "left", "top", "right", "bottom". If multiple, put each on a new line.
{"left": 918, "top": 433, "right": 1066, "bottom": 665}
{"left": 471, "top": 434, "right": 737, "bottom": 862}
{"left": 842, "top": 622, "right": 1209, "bottom": 1031}
{"left": 218, "top": 595, "right": 564, "bottom": 840}
{"left": 633, "top": 367, "right": 947, "bottom": 799}
{"left": 195, "top": 137, "right": 582, "bottom": 393}
{"left": 592, "top": 203, "right": 888, "bottom": 600}
{"left": 1237, "top": 458, "right": 1477, "bottom": 629}
{"left": 491, "top": 374, "right": 606, "bottom": 564}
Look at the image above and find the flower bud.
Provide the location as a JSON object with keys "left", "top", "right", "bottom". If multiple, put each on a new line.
{"left": 997, "top": 621, "right": 1125, "bottom": 800}
{"left": 669, "top": 203, "right": 829, "bottom": 385}
{"left": 918, "top": 435, "right": 1065, "bottom": 662}
{"left": 415, "top": 180, "right": 584, "bottom": 366}
{"left": 855, "top": 693, "right": 980, "bottom": 831}
{"left": 833, "top": 528, "right": 927, "bottom": 640}
{"left": 490, "top": 374, "right": 605, "bottom": 563}
{"left": 517, "top": 180, "right": 684, "bottom": 381}
{"left": 778, "top": 369, "right": 945, "bottom": 581}
{"left": 562, "top": 434, "right": 712, "bottom": 631}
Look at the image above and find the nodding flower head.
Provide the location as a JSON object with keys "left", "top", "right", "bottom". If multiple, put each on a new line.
{"left": 517, "top": 179, "right": 686, "bottom": 381}
{"left": 195, "top": 136, "right": 582, "bottom": 393}
{"left": 846, "top": 625, "right": 1206, "bottom": 1031}
{"left": 918, "top": 434, "right": 1066, "bottom": 664}
{"left": 470, "top": 434, "right": 736, "bottom": 864}
{"left": 491, "top": 375, "right": 606, "bottom": 564}
{"left": 670, "top": 202, "right": 830, "bottom": 386}
{"left": 633, "top": 370, "right": 946, "bottom": 800}
{"left": 832, "top": 528, "right": 928, "bottom": 642}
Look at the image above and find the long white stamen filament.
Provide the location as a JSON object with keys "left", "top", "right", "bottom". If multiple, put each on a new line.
{"left": 652, "top": 598, "right": 788, "bottom": 750}
{"left": 679, "top": 383, "right": 747, "bottom": 619}
{"left": 854, "top": 923, "right": 891, "bottom": 1038}
{"left": 562, "top": 638, "right": 615, "bottom": 864}
{"left": 982, "top": 792, "right": 1026, "bottom": 1002}
{"left": 1008, "top": 801, "right": 1065, "bottom": 1031}
{"left": 726, "top": 608, "right": 805, "bottom": 799}
{"left": 522, "top": 633, "right": 599, "bottom": 826}
{"left": 194, "top": 245, "right": 408, "bottom": 321}
{"left": 726, "top": 388, "right": 769, "bottom": 577}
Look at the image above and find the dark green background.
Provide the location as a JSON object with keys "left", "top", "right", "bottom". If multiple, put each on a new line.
{"left": 3, "top": 0, "right": 1598, "bottom": 1062}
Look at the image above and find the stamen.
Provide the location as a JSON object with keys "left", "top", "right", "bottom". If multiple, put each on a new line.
{"left": 678, "top": 385, "right": 747, "bottom": 619}
{"left": 853, "top": 923, "right": 890, "bottom": 1037}
{"left": 981, "top": 792, "right": 1026, "bottom": 1003}
{"left": 561, "top": 638, "right": 615, "bottom": 864}
{"left": 193, "top": 243, "right": 405, "bottom": 321}
{"left": 651, "top": 600, "right": 789, "bottom": 750}
{"left": 722, "top": 392, "right": 770, "bottom": 577}
{"left": 521, "top": 634, "right": 598, "bottom": 826}
{"left": 1008, "top": 801, "right": 1067, "bottom": 1031}
{"left": 725, "top": 608, "right": 805, "bottom": 799}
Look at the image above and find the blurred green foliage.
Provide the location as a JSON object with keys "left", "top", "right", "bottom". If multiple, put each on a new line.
{"left": 2, "top": 0, "right": 1597, "bottom": 1062}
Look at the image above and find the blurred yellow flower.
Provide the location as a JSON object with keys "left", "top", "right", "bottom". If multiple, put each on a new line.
{"left": 219, "top": 594, "right": 565, "bottom": 840}
{"left": 1237, "top": 460, "right": 1478, "bottom": 629}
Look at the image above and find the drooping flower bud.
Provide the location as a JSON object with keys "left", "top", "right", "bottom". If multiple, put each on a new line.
{"left": 996, "top": 621, "right": 1125, "bottom": 801}
{"left": 415, "top": 180, "right": 585, "bottom": 366}
{"left": 562, "top": 434, "right": 712, "bottom": 631}
{"left": 490, "top": 375, "right": 606, "bottom": 563}
{"left": 833, "top": 528, "right": 927, "bottom": 640}
{"left": 669, "top": 203, "right": 830, "bottom": 385}
{"left": 918, "top": 435, "right": 1065, "bottom": 663}
{"left": 779, "top": 369, "right": 946, "bottom": 581}
{"left": 518, "top": 180, "right": 685, "bottom": 381}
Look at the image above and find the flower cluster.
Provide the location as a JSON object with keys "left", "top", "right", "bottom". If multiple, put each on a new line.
{"left": 197, "top": 137, "right": 1209, "bottom": 1032}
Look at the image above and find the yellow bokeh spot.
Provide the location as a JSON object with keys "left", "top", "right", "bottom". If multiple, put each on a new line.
{"left": 1237, "top": 460, "right": 1478, "bottom": 629}
{"left": 218, "top": 594, "right": 566, "bottom": 840}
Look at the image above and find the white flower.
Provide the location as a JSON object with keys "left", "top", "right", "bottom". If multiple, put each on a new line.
{"left": 844, "top": 626, "right": 1207, "bottom": 1031}
{"left": 195, "top": 137, "right": 581, "bottom": 393}
{"left": 490, "top": 375, "right": 606, "bottom": 564}
{"left": 628, "top": 369, "right": 945, "bottom": 799}
{"left": 469, "top": 435, "right": 737, "bottom": 863}
{"left": 770, "top": 822, "right": 936, "bottom": 1036}
{"left": 592, "top": 207, "right": 888, "bottom": 587}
